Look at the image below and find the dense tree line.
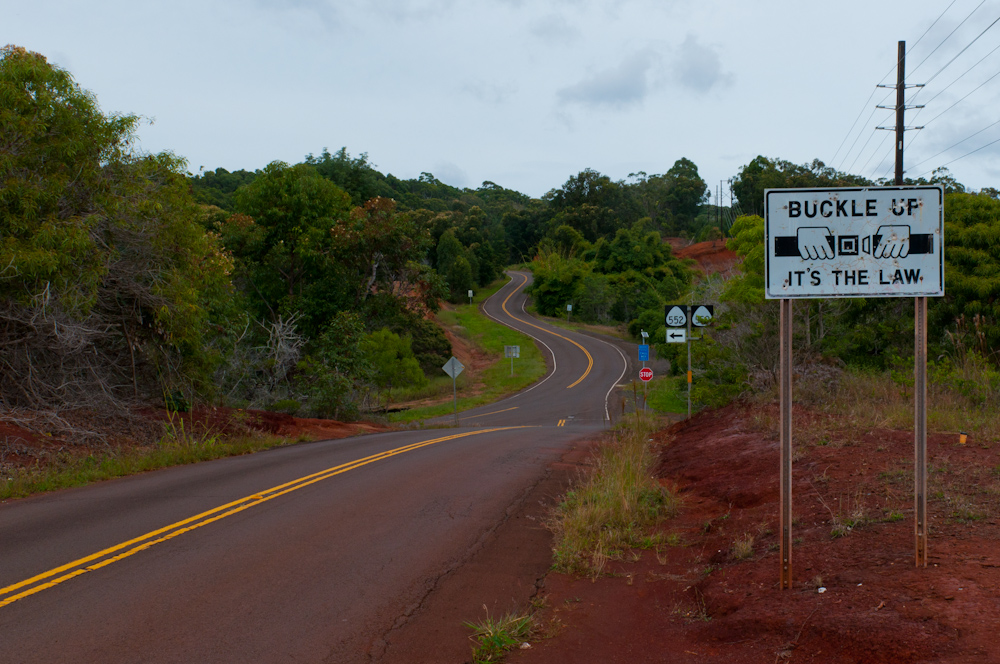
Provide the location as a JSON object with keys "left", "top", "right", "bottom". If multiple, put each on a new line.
{"left": 7, "top": 44, "right": 998, "bottom": 421}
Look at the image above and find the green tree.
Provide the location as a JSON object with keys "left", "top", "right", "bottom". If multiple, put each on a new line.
{"left": 361, "top": 328, "right": 427, "bottom": 403}
{"left": 931, "top": 191, "right": 1000, "bottom": 351}
{"left": 731, "top": 157, "right": 870, "bottom": 217}
{"left": 225, "top": 161, "right": 353, "bottom": 334}
{"left": 0, "top": 45, "right": 234, "bottom": 407}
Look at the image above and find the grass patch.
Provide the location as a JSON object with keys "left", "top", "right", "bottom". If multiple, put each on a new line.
{"left": 729, "top": 533, "right": 755, "bottom": 560}
{"left": 549, "top": 413, "right": 678, "bottom": 577}
{"left": 388, "top": 278, "right": 546, "bottom": 423}
{"left": 0, "top": 417, "right": 294, "bottom": 500}
{"left": 464, "top": 607, "right": 533, "bottom": 664}
{"left": 819, "top": 367, "right": 1000, "bottom": 443}
{"left": 646, "top": 376, "right": 688, "bottom": 414}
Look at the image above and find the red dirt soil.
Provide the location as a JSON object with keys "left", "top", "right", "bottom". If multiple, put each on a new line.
{"left": 668, "top": 238, "right": 739, "bottom": 276}
{"left": 508, "top": 403, "right": 1000, "bottom": 664}
{"left": 0, "top": 407, "right": 385, "bottom": 475}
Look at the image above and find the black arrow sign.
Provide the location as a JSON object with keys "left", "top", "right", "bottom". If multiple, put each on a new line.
{"left": 668, "top": 331, "right": 685, "bottom": 340}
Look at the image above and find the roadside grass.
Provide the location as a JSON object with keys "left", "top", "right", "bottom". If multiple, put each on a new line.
{"left": 647, "top": 375, "right": 688, "bottom": 414}
{"left": 808, "top": 367, "right": 1000, "bottom": 443}
{"left": 791, "top": 361, "right": 1000, "bottom": 529}
{"left": 464, "top": 607, "right": 533, "bottom": 663}
{"left": 0, "top": 417, "right": 296, "bottom": 500}
{"left": 388, "top": 279, "right": 546, "bottom": 424}
{"left": 522, "top": 304, "right": 629, "bottom": 341}
{"left": 549, "top": 413, "right": 678, "bottom": 577}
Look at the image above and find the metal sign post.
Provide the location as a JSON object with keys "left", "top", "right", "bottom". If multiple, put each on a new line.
{"left": 779, "top": 299, "right": 793, "bottom": 590}
{"left": 915, "top": 297, "right": 928, "bottom": 566}
{"left": 504, "top": 345, "right": 520, "bottom": 377}
{"left": 442, "top": 357, "right": 465, "bottom": 426}
{"left": 686, "top": 309, "right": 692, "bottom": 418}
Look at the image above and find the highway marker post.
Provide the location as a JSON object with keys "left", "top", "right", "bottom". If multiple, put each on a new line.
{"left": 665, "top": 304, "right": 714, "bottom": 418}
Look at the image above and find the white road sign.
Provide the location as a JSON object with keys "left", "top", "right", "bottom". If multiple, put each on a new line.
{"left": 666, "top": 329, "right": 686, "bottom": 343}
{"left": 764, "top": 186, "right": 944, "bottom": 299}
{"left": 665, "top": 305, "right": 687, "bottom": 328}
{"left": 442, "top": 356, "right": 464, "bottom": 379}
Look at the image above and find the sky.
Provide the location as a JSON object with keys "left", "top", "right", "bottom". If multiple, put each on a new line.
{"left": 6, "top": 0, "right": 1000, "bottom": 199}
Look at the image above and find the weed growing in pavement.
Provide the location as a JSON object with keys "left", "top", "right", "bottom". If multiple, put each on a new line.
{"left": 549, "top": 413, "right": 678, "bottom": 577}
{"left": 464, "top": 606, "right": 533, "bottom": 664}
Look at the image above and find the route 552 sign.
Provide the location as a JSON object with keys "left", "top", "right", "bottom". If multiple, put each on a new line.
{"left": 764, "top": 186, "right": 943, "bottom": 299}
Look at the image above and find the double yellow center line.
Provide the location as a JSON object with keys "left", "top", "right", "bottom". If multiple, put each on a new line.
{"left": 501, "top": 273, "right": 594, "bottom": 388}
{"left": 0, "top": 427, "right": 524, "bottom": 609}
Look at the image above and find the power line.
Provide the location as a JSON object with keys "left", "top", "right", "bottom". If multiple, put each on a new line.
{"left": 917, "top": 132, "right": 1000, "bottom": 177}
{"left": 836, "top": 93, "right": 895, "bottom": 172}
{"left": 909, "top": 0, "right": 986, "bottom": 77}
{"left": 910, "top": 117, "right": 1000, "bottom": 170}
{"left": 921, "top": 67, "right": 1000, "bottom": 126}
{"left": 830, "top": 1, "right": 957, "bottom": 169}
{"left": 923, "top": 13, "right": 1000, "bottom": 84}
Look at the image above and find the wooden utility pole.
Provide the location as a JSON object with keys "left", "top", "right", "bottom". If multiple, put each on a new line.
{"left": 880, "top": 40, "right": 929, "bottom": 567}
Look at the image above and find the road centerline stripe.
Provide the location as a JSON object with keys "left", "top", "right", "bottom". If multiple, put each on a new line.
{"left": 500, "top": 273, "right": 594, "bottom": 389}
{"left": 0, "top": 427, "right": 526, "bottom": 609}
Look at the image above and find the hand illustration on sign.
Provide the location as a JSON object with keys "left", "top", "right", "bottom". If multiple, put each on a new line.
{"left": 796, "top": 227, "right": 835, "bottom": 259}
{"left": 864, "top": 225, "right": 910, "bottom": 259}
{"left": 774, "top": 224, "right": 932, "bottom": 260}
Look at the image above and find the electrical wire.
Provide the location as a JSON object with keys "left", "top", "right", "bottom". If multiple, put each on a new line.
{"left": 916, "top": 132, "right": 1000, "bottom": 177}
{"left": 910, "top": 117, "right": 1000, "bottom": 170}
{"left": 923, "top": 13, "right": 1000, "bottom": 85}
{"left": 830, "top": 0, "right": 956, "bottom": 170}
{"left": 909, "top": 0, "right": 986, "bottom": 77}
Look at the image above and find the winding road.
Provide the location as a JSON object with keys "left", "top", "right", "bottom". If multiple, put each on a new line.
{"left": 0, "top": 271, "right": 633, "bottom": 663}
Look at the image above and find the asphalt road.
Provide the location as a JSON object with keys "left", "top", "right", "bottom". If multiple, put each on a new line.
{"left": 0, "top": 271, "right": 633, "bottom": 663}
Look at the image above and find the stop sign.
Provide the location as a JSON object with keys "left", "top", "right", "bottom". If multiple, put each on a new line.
{"left": 639, "top": 367, "right": 653, "bottom": 382}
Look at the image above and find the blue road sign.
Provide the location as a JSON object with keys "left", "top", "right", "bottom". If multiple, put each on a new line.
{"left": 638, "top": 344, "right": 650, "bottom": 362}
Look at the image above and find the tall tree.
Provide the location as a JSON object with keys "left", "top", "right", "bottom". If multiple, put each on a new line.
{"left": 0, "top": 45, "right": 233, "bottom": 407}
{"left": 225, "top": 161, "right": 353, "bottom": 334}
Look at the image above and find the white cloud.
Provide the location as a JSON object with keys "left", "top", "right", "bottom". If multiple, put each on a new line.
{"left": 672, "top": 33, "right": 731, "bottom": 94}
{"left": 530, "top": 13, "right": 581, "bottom": 43}
{"left": 557, "top": 50, "right": 657, "bottom": 109}
{"left": 461, "top": 81, "right": 518, "bottom": 104}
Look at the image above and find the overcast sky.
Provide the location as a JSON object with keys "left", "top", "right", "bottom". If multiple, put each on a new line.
{"left": 7, "top": 0, "right": 1000, "bottom": 199}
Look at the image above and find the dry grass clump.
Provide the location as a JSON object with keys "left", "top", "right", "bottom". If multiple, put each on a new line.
{"left": 550, "top": 414, "right": 678, "bottom": 577}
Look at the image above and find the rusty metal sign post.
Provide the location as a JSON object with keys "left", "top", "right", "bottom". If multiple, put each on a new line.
{"left": 765, "top": 185, "right": 943, "bottom": 588}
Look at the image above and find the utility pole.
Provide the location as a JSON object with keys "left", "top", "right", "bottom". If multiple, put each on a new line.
{"left": 877, "top": 41, "right": 924, "bottom": 181}
{"left": 878, "top": 40, "right": 929, "bottom": 568}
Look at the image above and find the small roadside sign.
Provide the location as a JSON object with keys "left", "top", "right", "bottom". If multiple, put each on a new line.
{"left": 692, "top": 305, "right": 714, "bottom": 326}
{"left": 442, "top": 356, "right": 464, "bottom": 379}
{"left": 638, "top": 344, "right": 649, "bottom": 362}
{"left": 639, "top": 367, "right": 653, "bottom": 382}
{"left": 504, "top": 345, "right": 520, "bottom": 358}
{"left": 665, "top": 305, "right": 687, "bottom": 328}
{"left": 666, "top": 329, "right": 686, "bottom": 343}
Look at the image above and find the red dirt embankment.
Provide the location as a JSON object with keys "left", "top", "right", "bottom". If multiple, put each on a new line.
{"left": 668, "top": 238, "right": 739, "bottom": 276}
{"left": 511, "top": 403, "right": 1000, "bottom": 664}
{"left": 0, "top": 407, "right": 385, "bottom": 475}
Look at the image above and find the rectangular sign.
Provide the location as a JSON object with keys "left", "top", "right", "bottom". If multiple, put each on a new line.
{"left": 666, "top": 329, "right": 686, "bottom": 343}
{"left": 764, "top": 186, "right": 943, "bottom": 299}
{"left": 504, "top": 345, "right": 520, "bottom": 358}
{"left": 638, "top": 344, "right": 649, "bottom": 362}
